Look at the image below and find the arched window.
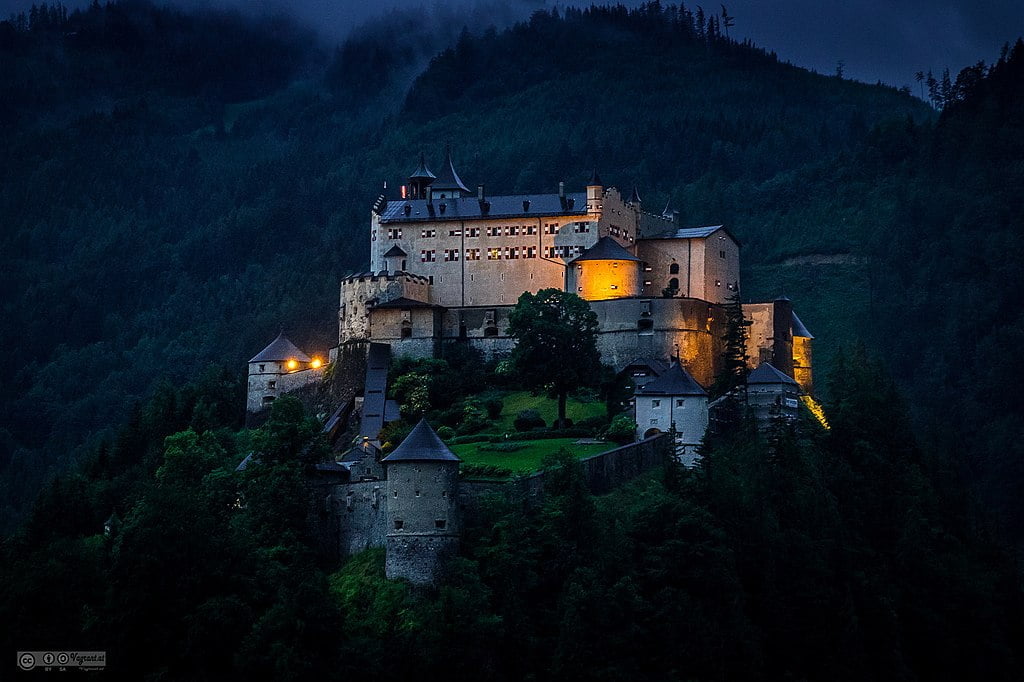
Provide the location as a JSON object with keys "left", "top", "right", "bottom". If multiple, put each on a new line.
{"left": 637, "top": 318, "right": 654, "bottom": 333}
{"left": 669, "top": 263, "right": 680, "bottom": 274}
{"left": 668, "top": 277, "right": 679, "bottom": 290}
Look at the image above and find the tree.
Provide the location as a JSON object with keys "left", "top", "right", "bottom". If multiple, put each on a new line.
{"left": 507, "top": 289, "right": 600, "bottom": 428}
{"left": 915, "top": 70, "right": 925, "bottom": 99}
{"left": 712, "top": 291, "right": 751, "bottom": 399}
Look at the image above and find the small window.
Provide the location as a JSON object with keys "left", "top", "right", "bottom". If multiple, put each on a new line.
{"left": 267, "top": 380, "right": 276, "bottom": 389}
{"left": 652, "top": 399, "right": 661, "bottom": 408}
{"left": 637, "top": 319, "right": 654, "bottom": 332}
{"left": 668, "top": 277, "right": 679, "bottom": 290}
{"left": 484, "top": 326, "right": 498, "bottom": 337}
{"left": 715, "top": 279, "right": 722, "bottom": 287}
{"left": 719, "top": 249, "right": 726, "bottom": 259}
{"left": 394, "top": 519, "right": 404, "bottom": 530}
{"left": 415, "top": 490, "right": 420, "bottom": 497}
{"left": 262, "top": 396, "right": 276, "bottom": 405}
{"left": 669, "top": 263, "right": 680, "bottom": 274}
{"left": 258, "top": 364, "right": 265, "bottom": 372}
{"left": 393, "top": 490, "right": 398, "bottom": 498}
{"left": 401, "top": 327, "right": 412, "bottom": 339}
{"left": 435, "top": 519, "right": 447, "bottom": 529}
{"left": 676, "top": 399, "right": 685, "bottom": 407}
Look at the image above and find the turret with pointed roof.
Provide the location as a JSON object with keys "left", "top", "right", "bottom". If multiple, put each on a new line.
{"left": 249, "top": 331, "right": 311, "bottom": 364}
{"left": 407, "top": 151, "right": 435, "bottom": 199}
{"left": 429, "top": 145, "right": 470, "bottom": 197}
{"left": 383, "top": 419, "right": 461, "bottom": 585}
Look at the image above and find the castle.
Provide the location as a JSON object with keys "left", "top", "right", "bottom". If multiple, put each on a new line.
{"left": 244, "top": 149, "right": 816, "bottom": 584}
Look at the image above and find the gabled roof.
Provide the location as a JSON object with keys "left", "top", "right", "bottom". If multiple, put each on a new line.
{"left": 408, "top": 152, "right": 435, "bottom": 181}
{"left": 618, "top": 356, "right": 671, "bottom": 376}
{"left": 636, "top": 363, "right": 707, "bottom": 396}
{"left": 381, "top": 419, "right": 461, "bottom": 463}
{"left": 791, "top": 312, "right": 814, "bottom": 339}
{"left": 379, "top": 192, "right": 588, "bottom": 223}
{"left": 430, "top": 145, "right": 470, "bottom": 193}
{"left": 249, "top": 332, "right": 311, "bottom": 363}
{"left": 570, "top": 236, "right": 640, "bottom": 263}
{"left": 640, "top": 224, "right": 742, "bottom": 247}
{"left": 383, "top": 245, "right": 407, "bottom": 258}
{"left": 371, "top": 296, "right": 443, "bottom": 310}
{"left": 747, "top": 362, "right": 798, "bottom": 386}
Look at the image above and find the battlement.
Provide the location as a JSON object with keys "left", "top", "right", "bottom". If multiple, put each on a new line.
{"left": 340, "top": 270, "right": 432, "bottom": 286}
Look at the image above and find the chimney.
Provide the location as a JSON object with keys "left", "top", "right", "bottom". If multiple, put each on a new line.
{"left": 523, "top": 199, "right": 531, "bottom": 212}
{"left": 425, "top": 186, "right": 433, "bottom": 204}
{"left": 558, "top": 181, "right": 565, "bottom": 198}
{"left": 477, "top": 184, "right": 485, "bottom": 201}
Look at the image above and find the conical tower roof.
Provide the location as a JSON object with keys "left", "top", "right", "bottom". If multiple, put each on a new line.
{"left": 249, "top": 332, "right": 311, "bottom": 363}
{"left": 381, "top": 419, "right": 461, "bottom": 463}
{"left": 430, "top": 145, "right": 470, "bottom": 193}
{"left": 408, "top": 151, "right": 435, "bottom": 181}
{"left": 588, "top": 168, "right": 603, "bottom": 186}
{"left": 570, "top": 236, "right": 640, "bottom": 263}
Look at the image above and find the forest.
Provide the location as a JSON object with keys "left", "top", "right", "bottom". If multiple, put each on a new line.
{"left": 1, "top": 1, "right": 1023, "bottom": 677}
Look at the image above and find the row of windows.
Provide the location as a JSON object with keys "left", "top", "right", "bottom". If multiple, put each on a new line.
{"left": 650, "top": 399, "right": 688, "bottom": 408}
{"left": 421, "top": 247, "right": 543, "bottom": 262}
{"left": 391, "top": 224, "right": 568, "bottom": 240}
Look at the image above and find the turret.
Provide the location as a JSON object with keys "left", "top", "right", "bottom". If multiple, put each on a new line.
{"left": 429, "top": 145, "right": 470, "bottom": 199}
{"left": 407, "top": 152, "right": 435, "bottom": 200}
{"left": 382, "top": 420, "right": 461, "bottom": 585}
{"left": 246, "top": 332, "right": 322, "bottom": 414}
{"left": 568, "top": 236, "right": 642, "bottom": 300}
{"left": 791, "top": 312, "right": 814, "bottom": 395}
{"left": 633, "top": 362, "right": 708, "bottom": 464}
{"left": 586, "top": 168, "right": 603, "bottom": 219}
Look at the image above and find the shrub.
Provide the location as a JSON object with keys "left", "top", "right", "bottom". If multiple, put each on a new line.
{"left": 483, "top": 397, "right": 504, "bottom": 420}
{"left": 478, "top": 441, "right": 527, "bottom": 453}
{"left": 575, "top": 414, "right": 610, "bottom": 434}
{"left": 514, "top": 409, "right": 545, "bottom": 431}
{"left": 436, "top": 425, "right": 455, "bottom": 441}
{"left": 456, "top": 401, "right": 492, "bottom": 435}
{"left": 605, "top": 414, "right": 637, "bottom": 445}
{"left": 460, "top": 463, "right": 513, "bottom": 478}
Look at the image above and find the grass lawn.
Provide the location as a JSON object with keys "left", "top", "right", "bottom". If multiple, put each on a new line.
{"left": 452, "top": 437, "right": 611, "bottom": 474}
{"left": 491, "top": 390, "right": 606, "bottom": 430}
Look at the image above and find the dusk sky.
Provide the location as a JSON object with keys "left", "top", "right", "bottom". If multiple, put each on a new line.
{"left": 3, "top": 0, "right": 1022, "bottom": 88}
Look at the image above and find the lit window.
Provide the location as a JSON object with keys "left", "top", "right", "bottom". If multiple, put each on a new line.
{"left": 465, "top": 248, "right": 481, "bottom": 261}
{"left": 487, "top": 248, "right": 501, "bottom": 260}
{"left": 716, "top": 280, "right": 721, "bottom": 286}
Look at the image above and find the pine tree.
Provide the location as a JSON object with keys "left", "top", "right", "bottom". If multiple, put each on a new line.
{"left": 712, "top": 291, "right": 751, "bottom": 399}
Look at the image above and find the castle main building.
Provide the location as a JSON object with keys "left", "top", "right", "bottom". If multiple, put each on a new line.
{"left": 329, "top": 149, "right": 812, "bottom": 392}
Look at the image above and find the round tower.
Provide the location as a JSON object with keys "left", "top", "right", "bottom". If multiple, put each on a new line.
{"left": 381, "top": 419, "right": 461, "bottom": 586}
{"left": 247, "top": 332, "right": 312, "bottom": 413}
{"left": 568, "top": 236, "right": 642, "bottom": 300}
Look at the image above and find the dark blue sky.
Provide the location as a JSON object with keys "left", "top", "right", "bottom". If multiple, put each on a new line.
{"left": 3, "top": 0, "right": 1020, "bottom": 88}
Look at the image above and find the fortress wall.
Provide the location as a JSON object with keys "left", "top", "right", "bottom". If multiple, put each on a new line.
{"left": 590, "top": 298, "right": 717, "bottom": 385}
{"left": 334, "top": 480, "right": 389, "bottom": 556}
{"left": 458, "top": 434, "right": 671, "bottom": 523}
{"left": 339, "top": 273, "right": 430, "bottom": 342}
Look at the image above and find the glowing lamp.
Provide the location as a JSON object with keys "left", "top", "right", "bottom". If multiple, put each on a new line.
{"left": 311, "top": 358, "right": 322, "bottom": 369}
{"left": 286, "top": 359, "right": 298, "bottom": 370}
